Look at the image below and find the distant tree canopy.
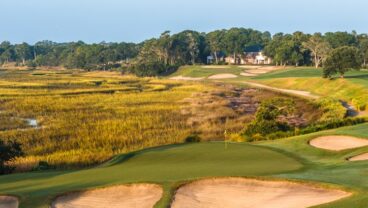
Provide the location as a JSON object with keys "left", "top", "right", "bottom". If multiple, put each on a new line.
{"left": 323, "top": 46, "right": 362, "bottom": 78}
{"left": 0, "top": 29, "right": 367, "bottom": 77}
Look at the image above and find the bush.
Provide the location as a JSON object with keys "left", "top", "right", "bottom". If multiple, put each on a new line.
{"left": 317, "top": 98, "right": 346, "bottom": 122}
{"left": 227, "top": 133, "right": 245, "bottom": 142}
{"left": 0, "top": 140, "right": 23, "bottom": 175}
{"left": 242, "top": 98, "right": 294, "bottom": 137}
{"left": 185, "top": 134, "right": 202, "bottom": 143}
{"left": 352, "top": 96, "right": 368, "bottom": 111}
{"left": 126, "top": 60, "right": 179, "bottom": 77}
{"left": 33, "top": 161, "right": 52, "bottom": 171}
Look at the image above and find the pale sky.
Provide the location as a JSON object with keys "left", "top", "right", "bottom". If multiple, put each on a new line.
{"left": 1, "top": 0, "right": 367, "bottom": 43}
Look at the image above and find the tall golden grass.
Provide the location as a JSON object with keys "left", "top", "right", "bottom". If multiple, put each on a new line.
{"left": 0, "top": 70, "right": 208, "bottom": 169}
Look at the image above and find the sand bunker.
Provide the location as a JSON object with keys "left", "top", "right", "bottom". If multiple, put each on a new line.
{"left": 171, "top": 178, "right": 350, "bottom": 208}
{"left": 0, "top": 196, "right": 18, "bottom": 208}
{"left": 201, "top": 66, "right": 230, "bottom": 69}
{"left": 238, "top": 66, "right": 261, "bottom": 69}
{"left": 208, "top": 74, "right": 238, "bottom": 79}
{"left": 348, "top": 153, "right": 368, "bottom": 161}
{"left": 240, "top": 72, "right": 257, "bottom": 77}
{"left": 170, "top": 76, "right": 204, "bottom": 81}
{"left": 310, "top": 136, "right": 368, "bottom": 151}
{"left": 52, "top": 184, "right": 162, "bottom": 208}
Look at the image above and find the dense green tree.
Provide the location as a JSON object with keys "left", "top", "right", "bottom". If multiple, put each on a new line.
{"left": 325, "top": 32, "right": 358, "bottom": 48}
{"left": 302, "top": 33, "right": 331, "bottom": 68}
{"left": 206, "top": 30, "right": 225, "bottom": 64}
{"left": 14, "top": 42, "right": 32, "bottom": 65}
{"left": 323, "top": 46, "right": 362, "bottom": 78}
{"left": 357, "top": 34, "right": 368, "bottom": 67}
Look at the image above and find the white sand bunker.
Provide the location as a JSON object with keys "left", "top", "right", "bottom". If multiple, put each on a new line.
{"left": 349, "top": 153, "right": 368, "bottom": 161}
{"left": 52, "top": 184, "right": 163, "bottom": 208}
{"left": 208, "top": 74, "right": 238, "bottom": 79}
{"left": 240, "top": 72, "right": 257, "bottom": 77}
{"left": 170, "top": 76, "right": 204, "bottom": 81}
{"left": 0, "top": 196, "right": 18, "bottom": 208}
{"left": 310, "top": 136, "right": 368, "bottom": 151}
{"left": 171, "top": 178, "right": 350, "bottom": 208}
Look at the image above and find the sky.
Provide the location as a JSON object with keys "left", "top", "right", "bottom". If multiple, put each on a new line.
{"left": 1, "top": 0, "right": 368, "bottom": 44}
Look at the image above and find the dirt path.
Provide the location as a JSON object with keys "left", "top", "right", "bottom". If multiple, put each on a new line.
{"left": 52, "top": 184, "right": 162, "bottom": 208}
{"left": 171, "top": 178, "right": 350, "bottom": 208}
{"left": 243, "top": 81, "right": 320, "bottom": 99}
{"left": 310, "top": 136, "right": 368, "bottom": 151}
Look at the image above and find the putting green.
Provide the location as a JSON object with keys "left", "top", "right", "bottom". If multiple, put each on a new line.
{"left": 0, "top": 142, "right": 302, "bottom": 208}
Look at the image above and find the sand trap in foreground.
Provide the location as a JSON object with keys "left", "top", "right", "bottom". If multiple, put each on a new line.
{"left": 52, "top": 184, "right": 162, "bottom": 208}
{"left": 310, "top": 136, "right": 368, "bottom": 151}
{"left": 171, "top": 178, "right": 350, "bottom": 208}
{"left": 170, "top": 76, "right": 204, "bottom": 81}
{"left": 208, "top": 74, "right": 238, "bottom": 79}
{"left": 0, "top": 196, "right": 18, "bottom": 208}
{"left": 349, "top": 153, "right": 368, "bottom": 161}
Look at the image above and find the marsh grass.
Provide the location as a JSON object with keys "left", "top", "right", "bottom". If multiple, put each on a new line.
{"left": 0, "top": 70, "right": 210, "bottom": 170}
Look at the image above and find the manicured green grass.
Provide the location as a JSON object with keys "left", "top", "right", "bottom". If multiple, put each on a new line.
{"left": 254, "top": 67, "right": 368, "bottom": 87}
{"left": 0, "top": 142, "right": 302, "bottom": 208}
{"left": 259, "top": 123, "right": 368, "bottom": 208}
{"left": 249, "top": 68, "right": 368, "bottom": 111}
{"left": 2, "top": 125, "right": 368, "bottom": 207}
{"left": 170, "top": 65, "right": 244, "bottom": 78}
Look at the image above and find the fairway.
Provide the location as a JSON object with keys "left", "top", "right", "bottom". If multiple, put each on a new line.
{"left": 0, "top": 143, "right": 302, "bottom": 208}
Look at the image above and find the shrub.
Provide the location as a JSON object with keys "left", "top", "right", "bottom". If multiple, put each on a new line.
{"left": 33, "top": 161, "right": 52, "bottom": 171}
{"left": 317, "top": 98, "right": 346, "bottom": 122}
{"left": 227, "top": 133, "right": 245, "bottom": 142}
{"left": 185, "top": 134, "right": 202, "bottom": 143}
{"left": 0, "top": 140, "right": 23, "bottom": 175}
{"left": 243, "top": 98, "right": 294, "bottom": 137}
{"left": 352, "top": 96, "right": 368, "bottom": 111}
{"left": 126, "top": 60, "right": 179, "bottom": 77}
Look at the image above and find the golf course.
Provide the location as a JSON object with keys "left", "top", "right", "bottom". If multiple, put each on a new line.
{"left": 0, "top": 65, "right": 367, "bottom": 208}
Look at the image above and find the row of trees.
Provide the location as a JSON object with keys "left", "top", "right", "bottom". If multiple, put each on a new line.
{"left": 0, "top": 41, "right": 139, "bottom": 70}
{"left": 1, "top": 28, "right": 368, "bottom": 75}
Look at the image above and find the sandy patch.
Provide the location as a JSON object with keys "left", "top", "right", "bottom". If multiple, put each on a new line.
{"left": 240, "top": 72, "right": 257, "bottom": 77}
{"left": 169, "top": 76, "right": 204, "bottom": 81}
{"left": 349, "top": 153, "right": 368, "bottom": 161}
{"left": 171, "top": 178, "right": 350, "bottom": 208}
{"left": 52, "top": 184, "right": 163, "bottom": 208}
{"left": 310, "top": 136, "right": 368, "bottom": 151}
{"left": 238, "top": 66, "right": 261, "bottom": 69}
{"left": 208, "top": 74, "right": 238, "bottom": 79}
{"left": 0, "top": 196, "right": 18, "bottom": 208}
{"left": 201, "top": 66, "right": 229, "bottom": 69}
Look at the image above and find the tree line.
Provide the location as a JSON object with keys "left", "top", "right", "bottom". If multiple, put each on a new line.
{"left": 1, "top": 28, "right": 368, "bottom": 76}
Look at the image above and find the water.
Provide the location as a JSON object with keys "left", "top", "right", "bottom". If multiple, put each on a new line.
{"left": 25, "top": 118, "right": 38, "bottom": 128}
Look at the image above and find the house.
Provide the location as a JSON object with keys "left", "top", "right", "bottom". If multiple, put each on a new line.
{"left": 224, "top": 50, "right": 272, "bottom": 65}
{"left": 207, "top": 56, "right": 214, "bottom": 64}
